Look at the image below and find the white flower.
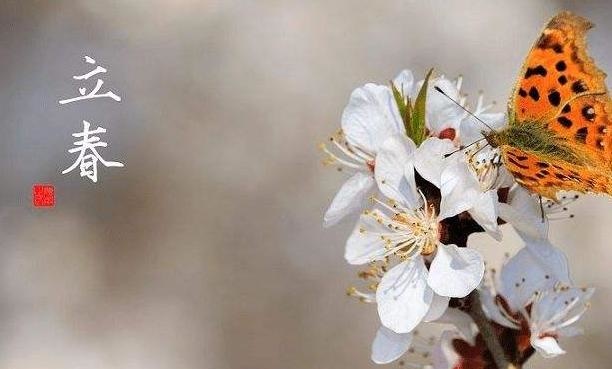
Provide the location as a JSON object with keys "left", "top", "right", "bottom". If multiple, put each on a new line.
{"left": 408, "top": 82, "right": 512, "bottom": 240}
{"left": 371, "top": 308, "right": 476, "bottom": 366}
{"left": 346, "top": 138, "right": 484, "bottom": 333}
{"left": 438, "top": 147, "right": 512, "bottom": 241}
{"left": 481, "top": 241, "right": 592, "bottom": 358}
{"left": 344, "top": 135, "right": 447, "bottom": 264}
{"left": 322, "top": 71, "right": 504, "bottom": 228}
{"left": 418, "top": 75, "right": 506, "bottom": 144}
{"left": 413, "top": 137, "right": 456, "bottom": 188}
{"left": 321, "top": 72, "right": 415, "bottom": 227}
{"left": 481, "top": 239, "right": 571, "bottom": 324}
{"left": 374, "top": 134, "right": 455, "bottom": 213}
{"left": 371, "top": 326, "right": 414, "bottom": 364}
{"left": 499, "top": 239, "right": 571, "bottom": 312}
{"left": 414, "top": 75, "right": 464, "bottom": 140}
{"left": 528, "top": 286, "right": 594, "bottom": 358}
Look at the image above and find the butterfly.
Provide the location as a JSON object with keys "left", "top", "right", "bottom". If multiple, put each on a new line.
{"left": 484, "top": 11, "right": 612, "bottom": 200}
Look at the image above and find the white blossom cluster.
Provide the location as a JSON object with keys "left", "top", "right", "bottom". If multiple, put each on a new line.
{"left": 321, "top": 70, "right": 593, "bottom": 368}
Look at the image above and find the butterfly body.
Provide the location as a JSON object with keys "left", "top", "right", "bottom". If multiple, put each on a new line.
{"left": 494, "top": 11, "right": 612, "bottom": 200}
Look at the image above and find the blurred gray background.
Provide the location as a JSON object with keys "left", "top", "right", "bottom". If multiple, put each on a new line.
{"left": 0, "top": 0, "right": 610, "bottom": 368}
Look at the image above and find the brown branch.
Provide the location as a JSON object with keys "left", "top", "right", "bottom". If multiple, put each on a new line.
{"left": 467, "top": 290, "right": 519, "bottom": 369}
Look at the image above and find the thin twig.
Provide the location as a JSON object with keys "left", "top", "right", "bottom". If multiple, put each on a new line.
{"left": 467, "top": 290, "right": 518, "bottom": 369}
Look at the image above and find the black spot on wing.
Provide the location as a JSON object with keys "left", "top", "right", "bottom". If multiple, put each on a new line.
{"left": 581, "top": 105, "right": 596, "bottom": 121}
{"left": 507, "top": 157, "right": 530, "bottom": 170}
{"left": 548, "top": 91, "right": 561, "bottom": 107}
{"left": 525, "top": 65, "right": 548, "bottom": 79}
{"left": 571, "top": 80, "right": 588, "bottom": 93}
{"left": 558, "top": 75, "right": 568, "bottom": 85}
{"left": 536, "top": 35, "right": 563, "bottom": 54}
{"left": 575, "top": 127, "right": 588, "bottom": 143}
{"left": 511, "top": 171, "right": 538, "bottom": 183}
{"left": 561, "top": 104, "right": 571, "bottom": 114}
{"left": 557, "top": 116, "right": 573, "bottom": 128}
{"left": 555, "top": 61, "right": 567, "bottom": 71}
{"left": 528, "top": 87, "right": 540, "bottom": 101}
{"left": 570, "top": 51, "right": 581, "bottom": 63}
{"left": 518, "top": 88, "right": 527, "bottom": 97}
{"left": 537, "top": 34, "right": 553, "bottom": 48}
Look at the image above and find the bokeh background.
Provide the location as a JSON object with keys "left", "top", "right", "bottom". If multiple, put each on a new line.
{"left": 0, "top": 0, "right": 610, "bottom": 368}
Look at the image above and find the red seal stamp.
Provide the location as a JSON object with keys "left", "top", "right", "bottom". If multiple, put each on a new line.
{"left": 32, "top": 184, "right": 55, "bottom": 208}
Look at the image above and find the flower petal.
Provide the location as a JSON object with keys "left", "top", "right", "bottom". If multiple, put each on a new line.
{"left": 531, "top": 336, "right": 566, "bottom": 358}
{"left": 392, "top": 70, "right": 415, "bottom": 98}
{"left": 500, "top": 242, "right": 570, "bottom": 311}
{"left": 371, "top": 326, "right": 413, "bottom": 364}
{"left": 498, "top": 186, "right": 548, "bottom": 240}
{"left": 345, "top": 210, "right": 389, "bottom": 265}
{"left": 480, "top": 287, "right": 520, "bottom": 329}
{"left": 341, "top": 83, "right": 403, "bottom": 154}
{"left": 417, "top": 76, "right": 463, "bottom": 135}
{"left": 377, "top": 258, "right": 433, "bottom": 333}
{"left": 459, "top": 112, "right": 506, "bottom": 145}
{"left": 375, "top": 135, "right": 419, "bottom": 208}
{"left": 423, "top": 293, "right": 450, "bottom": 322}
{"left": 530, "top": 287, "right": 594, "bottom": 337}
{"left": 525, "top": 238, "right": 572, "bottom": 285}
{"left": 438, "top": 154, "right": 482, "bottom": 220}
{"left": 468, "top": 190, "right": 502, "bottom": 241}
{"left": 323, "top": 172, "right": 375, "bottom": 227}
{"left": 435, "top": 308, "right": 477, "bottom": 345}
{"left": 428, "top": 244, "right": 484, "bottom": 298}
{"left": 414, "top": 137, "right": 455, "bottom": 188}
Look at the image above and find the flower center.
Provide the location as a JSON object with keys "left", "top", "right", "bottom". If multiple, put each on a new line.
{"left": 389, "top": 202, "right": 439, "bottom": 257}
{"left": 438, "top": 127, "right": 456, "bottom": 140}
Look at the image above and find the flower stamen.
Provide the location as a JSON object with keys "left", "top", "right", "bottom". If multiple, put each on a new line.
{"left": 318, "top": 130, "right": 375, "bottom": 172}
{"left": 362, "top": 193, "right": 439, "bottom": 259}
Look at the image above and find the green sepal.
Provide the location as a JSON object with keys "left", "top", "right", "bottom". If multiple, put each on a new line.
{"left": 391, "top": 81, "right": 412, "bottom": 137}
{"left": 410, "top": 68, "right": 434, "bottom": 146}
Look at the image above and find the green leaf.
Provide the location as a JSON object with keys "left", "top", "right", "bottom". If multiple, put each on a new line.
{"left": 391, "top": 81, "right": 411, "bottom": 137}
{"left": 410, "top": 68, "right": 434, "bottom": 146}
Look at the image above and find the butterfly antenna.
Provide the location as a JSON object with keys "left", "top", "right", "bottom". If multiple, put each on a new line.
{"left": 434, "top": 86, "right": 497, "bottom": 133}
{"left": 443, "top": 137, "right": 487, "bottom": 158}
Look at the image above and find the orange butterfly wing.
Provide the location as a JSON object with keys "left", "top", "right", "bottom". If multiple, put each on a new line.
{"left": 510, "top": 12, "right": 607, "bottom": 122}
{"left": 501, "top": 146, "right": 610, "bottom": 200}
{"left": 550, "top": 93, "right": 612, "bottom": 164}
{"left": 504, "top": 11, "right": 612, "bottom": 199}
